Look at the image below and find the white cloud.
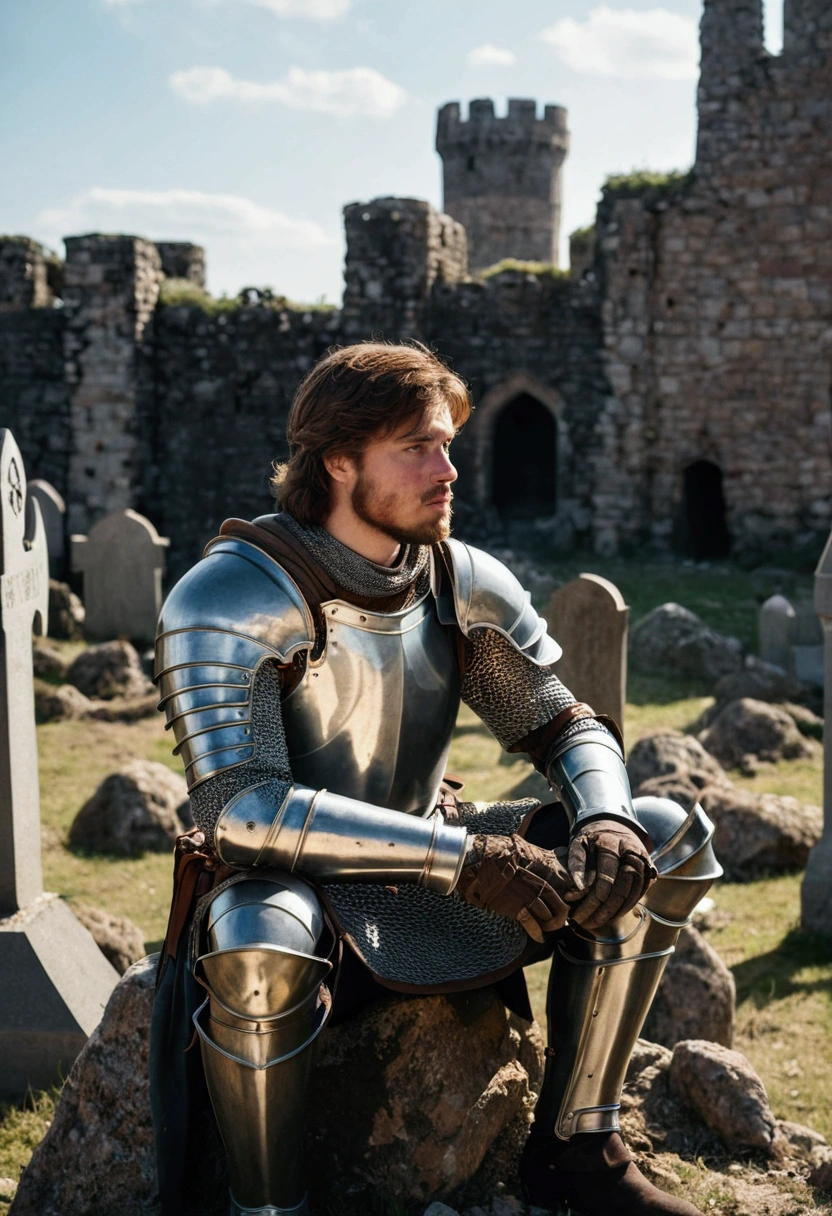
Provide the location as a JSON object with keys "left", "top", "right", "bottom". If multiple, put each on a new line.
{"left": 244, "top": 0, "right": 350, "bottom": 17}
{"left": 540, "top": 6, "right": 698, "bottom": 81}
{"left": 170, "top": 64, "right": 406, "bottom": 117}
{"left": 467, "top": 44, "right": 517, "bottom": 68}
{"left": 38, "top": 187, "right": 330, "bottom": 254}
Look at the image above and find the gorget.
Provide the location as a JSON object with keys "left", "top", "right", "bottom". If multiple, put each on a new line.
{"left": 278, "top": 512, "right": 431, "bottom": 599}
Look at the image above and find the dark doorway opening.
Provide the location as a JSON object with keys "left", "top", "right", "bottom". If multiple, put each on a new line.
{"left": 492, "top": 393, "right": 557, "bottom": 516}
{"left": 676, "top": 459, "right": 731, "bottom": 559}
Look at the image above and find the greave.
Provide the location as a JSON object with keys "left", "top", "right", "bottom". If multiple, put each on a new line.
{"left": 193, "top": 874, "right": 332, "bottom": 1215}
{"left": 534, "top": 797, "right": 722, "bottom": 1139}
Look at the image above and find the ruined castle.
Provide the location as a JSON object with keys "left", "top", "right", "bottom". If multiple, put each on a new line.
{"left": 1, "top": 0, "right": 830, "bottom": 581}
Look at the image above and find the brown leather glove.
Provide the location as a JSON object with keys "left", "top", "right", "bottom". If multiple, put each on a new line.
{"left": 567, "top": 818, "right": 658, "bottom": 931}
{"left": 456, "top": 833, "right": 578, "bottom": 943}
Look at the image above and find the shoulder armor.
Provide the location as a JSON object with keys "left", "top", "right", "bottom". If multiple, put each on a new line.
{"left": 155, "top": 537, "right": 316, "bottom": 789}
{"left": 440, "top": 537, "right": 561, "bottom": 666}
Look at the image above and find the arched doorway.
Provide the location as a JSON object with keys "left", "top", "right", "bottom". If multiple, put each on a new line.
{"left": 491, "top": 392, "right": 557, "bottom": 516}
{"left": 677, "top": 460, "right": 731, "bottom": 559}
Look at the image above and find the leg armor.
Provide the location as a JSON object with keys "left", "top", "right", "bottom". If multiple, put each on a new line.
{"left": 534, "top": 797, "right": 722, "bottom": 1139}
{"left": 193, "top": 873, "right": 333, "bottom": 1216}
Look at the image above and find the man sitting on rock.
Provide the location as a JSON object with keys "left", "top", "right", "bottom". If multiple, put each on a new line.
{"left": 151, "top": 341, "right": 720, "bottom": 1216}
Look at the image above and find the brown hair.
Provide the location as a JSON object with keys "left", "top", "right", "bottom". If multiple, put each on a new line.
{"left": 271, "top": 341, "right": 471, "bottom": 526}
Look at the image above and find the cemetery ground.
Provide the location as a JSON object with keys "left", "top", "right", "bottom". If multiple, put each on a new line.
{"left": 1, "top": 557, "right": 830, "bottom": 1214}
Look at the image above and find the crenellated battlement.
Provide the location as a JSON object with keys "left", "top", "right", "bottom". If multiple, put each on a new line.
{"left": 436, "top": 99, "right": 569, "bottom": 149}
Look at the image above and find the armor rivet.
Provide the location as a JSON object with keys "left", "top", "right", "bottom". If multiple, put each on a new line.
{"left": 246, "top": 821, "right": 256, "bottom": 832}
{"left": 360, "top": 615, "right": 366, "bottom": 622}
{"left": 244, "top": 727, "right": 250, "bottom": 735}
{"left": 566, "top": 1112, "right": 574, "bottom": 1120}
{"left": 242, "top": 673, "right": 250, "bottom": 682}
{"left": 331, "top": 608, "right": 337, "bottom": 615}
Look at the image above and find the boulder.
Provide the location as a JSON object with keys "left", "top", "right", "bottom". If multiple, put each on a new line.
{"left": 48, "top": 579, "right": 85, "bottom": 641}
{"left": 32, "top": 637, "right": 69, "bottom": 681}
{"left": 71, "top": 903, "right": 146, "bottom": 975}
{"left": 627, "top": 731, "right": 730, "bottom": 793}
{"left": 9, "top": 956, "right": 158, "bottom": 1216}
{"left": 68, "top": 759, "right": 191, "bottom": 856}
{"left": 698, "top": 786, "right": 822, "bottom": 880}
{"left": 67, "top": 640, "right": 154, "bottom": 701}
{"left": 698, "top": 698, "right": 814, "bottom": 771}
{"left": 11, "top": 957, "right": 545, "bottom": 1216}
{"left": 642, "top": 926, "right": 735, "bottom": 1049}
{"left": 669, "top": 1040, "right": 780, "bottom": 1155}
{"left": 34, "top": 680, "right": 92, "bottom": 722}
{"left": 782, "top": 701, "right": 824, "bottom": 740}
{"left": 629, "top": 604, "right": 743, "bottom": 684}
{"left": 712, "top": 655, "right": 809, "bottom": 712}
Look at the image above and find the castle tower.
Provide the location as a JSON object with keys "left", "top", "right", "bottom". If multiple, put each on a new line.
{"left": 436, "top": 99, "right": 569, "bottom": 273}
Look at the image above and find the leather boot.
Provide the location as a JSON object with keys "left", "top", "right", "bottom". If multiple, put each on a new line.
{"left": 520, "top": 1131, "right": 706, "bottom": 1216}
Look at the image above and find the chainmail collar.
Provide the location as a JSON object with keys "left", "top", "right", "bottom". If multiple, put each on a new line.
{"left": 278, "top": 512, "right": 431, "bottom": 599}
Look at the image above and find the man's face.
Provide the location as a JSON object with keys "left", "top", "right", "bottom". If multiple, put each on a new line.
{"left": 348, "top": 405, "right": 458, "bottom": 546}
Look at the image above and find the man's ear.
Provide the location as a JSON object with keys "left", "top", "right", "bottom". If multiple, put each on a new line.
{"left": 323, "top": 450, "right": 356, "bottom": 486}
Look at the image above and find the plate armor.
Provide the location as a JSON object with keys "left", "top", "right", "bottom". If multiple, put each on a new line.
{"left": 154, "top": 529, "right": 721, "bottom": 1216}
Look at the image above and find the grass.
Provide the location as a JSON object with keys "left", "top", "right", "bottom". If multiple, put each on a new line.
{"left": 478, "top": 258, "right": 570, "bottom": 282}
{"left": 602, "top": 168, "right": 693, "bottom": 197}
{"left": 0, "top": 556, "right": 828, "bottom": 1208}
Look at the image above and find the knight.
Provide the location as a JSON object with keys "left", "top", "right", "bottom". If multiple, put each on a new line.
{"left": 150, "top": 341, "right": 720, "bottom": 1216}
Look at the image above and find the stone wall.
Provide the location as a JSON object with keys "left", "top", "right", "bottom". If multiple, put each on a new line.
{"left": 137, "top": 299, "right": 340, "bottom": 581}
{"left": 0, "top": 309, "right": 70, "bottom": 494}
{"left": 596, "top": 0, "right": 832, "bottom": 558}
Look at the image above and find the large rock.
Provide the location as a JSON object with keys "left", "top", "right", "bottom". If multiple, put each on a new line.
{"left": 699, "top": 786, "right": 822, "bottom": 880}
{"left": 669, "top": 1040, "right": 780, "bottom": 1155}
{"left": 629, "top": 604, "right": 743, "bottom": 684}
{"left": 642, "top": 926, "right": 735, "bottom": 1049}
{"left": 627, "top": 731, "right": 730, "bottom": 792}
{"left": 698, "top": 697, "right": 814, "bottom": 771}
{"left": 712, "top": 655, "right": 809, "bottom": 711}
{"left": 11, "top": 958, "right": 545, "bottom": 1216}
{"left": 68, "top": 759, "right": 190, "bottom": 856}
{"left": 48, "top": 579, "right": 85, "bottom": 641}
{"left": 32, "top": 637, "right": 69, "bottom": 681}
{"left": 67, "top": 640, "right": 154, "bottom": 700}
{"left": 34, "top": 680, "right": 92, "bottom": 722}
{"left": 10, "top": 956, "right": 158, "bottom": 1216}
{"left": 71, "top": 904, "right": 146, "bottom": 975}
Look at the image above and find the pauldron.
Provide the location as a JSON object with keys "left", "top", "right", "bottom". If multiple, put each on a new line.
{"left": 155, "top": 536, "right": 316, "bottom": 789}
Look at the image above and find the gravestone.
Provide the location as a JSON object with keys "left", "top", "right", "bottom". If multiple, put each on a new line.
{"left": 545, "top": 573, "right": 629, "bottom": 732}
{"left": 71, "top": 509, "right": 169, "bottom": 644}
{"left": 0, "top": 430, "right": 117, "bottom": 1098}
{"left": 759, "top": 594, "right": 796, "bottom": 671}
{"left": 801, "top": 527, "right": 832, "bottom": 934}
{"left": 792, "top": 591, "right": 824, "bottom": 688}
{"left": 27, "top": 479, "right": 66, "bottom": 577}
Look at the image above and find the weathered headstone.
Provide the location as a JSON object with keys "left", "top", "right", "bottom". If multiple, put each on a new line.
{"left": 71, "top": 509, "right": 169, "bottom": 644}
{"left": 0, "top": 430, "right": 117, "bottom": 1098}
{"left": 27, "top": 480, "right": 66, "bottom": 577}
{"left": 545, "top": 573, "right": 629, "bottom": 731}
{"left": 801, "top": 528, "right": 832, "bottom": 934}
{"left": 759, "top": 594, "right": 796, "bottom": 672}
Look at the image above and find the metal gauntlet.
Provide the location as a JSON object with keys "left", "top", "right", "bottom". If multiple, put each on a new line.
{"left": 214, "top": 782, "right": 469, "bottom": 895}
{"left": 546, "top": 730, "right": 646, "bottom": 839}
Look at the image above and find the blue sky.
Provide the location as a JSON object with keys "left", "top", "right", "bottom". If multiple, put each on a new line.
{"left": 0, "top": 0, "right": 783, "bottom": 303}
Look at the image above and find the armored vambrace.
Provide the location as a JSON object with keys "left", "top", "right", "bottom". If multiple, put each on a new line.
{"left": 546, "top": 730, "right": 648, "bottom": 843}
{"left": 214, "top": 781, "right": 470, "bottom": 895}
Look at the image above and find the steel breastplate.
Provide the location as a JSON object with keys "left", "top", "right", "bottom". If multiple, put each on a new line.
{"left": 282, "top": 592, "right": 460, "bottom": 814}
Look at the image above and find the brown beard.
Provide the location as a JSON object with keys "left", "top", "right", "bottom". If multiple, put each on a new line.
{"left": 351, "top": 468, "right": 453, "bottom": 546}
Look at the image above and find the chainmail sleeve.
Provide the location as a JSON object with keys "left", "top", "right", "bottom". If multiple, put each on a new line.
{"left": 188, "top": 659, "right": 293, "bottom": 846}
{"left": 459, "top": 627, "right": 603, "bottom": 751}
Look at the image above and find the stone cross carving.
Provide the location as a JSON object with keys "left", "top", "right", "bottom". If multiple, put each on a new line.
{"left": 801, "top": 528, "right": 832, "bottom": 934}
{"left": 28, "top": 478, "right": 66, "bottom": 577}
{"left": 0, "top": 433, "right": 49, "bottom": 914}
{"left": 759, "top": 594, "right": 796, "bottom": 672}
{"left": 72, "top": 508, "right": 170, "bottom": 644}
{"left": 0, "top": 431, "right": 117, "bottom": 1097}
{"left": 545, "top": 574, "right": 630, "bottom": 733}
